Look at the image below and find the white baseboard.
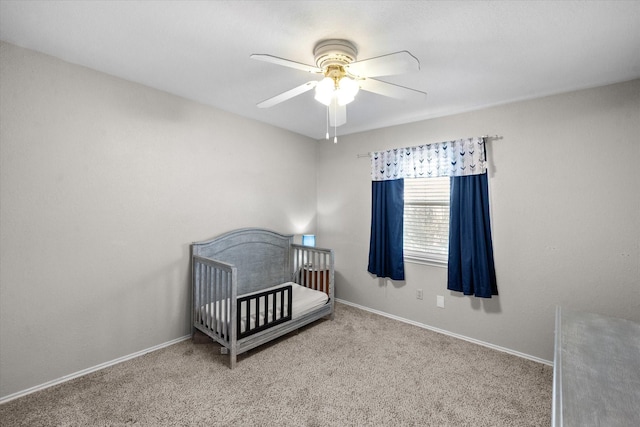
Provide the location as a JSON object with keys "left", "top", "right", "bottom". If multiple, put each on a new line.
{"left": 336, "top": 298, "right": 553, "bottom": 367}
{"left": 0, "top": 334, "right": 192, "bottom": 405}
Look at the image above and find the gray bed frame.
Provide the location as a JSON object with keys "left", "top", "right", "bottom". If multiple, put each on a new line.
{"left": 191, "top": 228, "right": 335, "bottom": 368}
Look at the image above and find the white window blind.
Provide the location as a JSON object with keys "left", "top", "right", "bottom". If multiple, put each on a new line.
{"left": 404, "top": 177, "right": 450, "bottom": 264}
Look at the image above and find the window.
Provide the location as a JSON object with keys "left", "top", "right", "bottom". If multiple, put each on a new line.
{"left": 403, "top": 177, "right": 450, "bottom": 266}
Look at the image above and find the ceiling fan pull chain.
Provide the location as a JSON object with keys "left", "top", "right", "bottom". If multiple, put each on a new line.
{"left": 326, "top": 106, "right": 329, "bottom": 140}
{"left": 334, "top": 100, "right": 338, "bottom": 143}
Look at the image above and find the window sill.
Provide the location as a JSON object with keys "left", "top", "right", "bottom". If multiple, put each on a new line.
{"left": 404, "top": 255, "right": 448, "bottom": 269}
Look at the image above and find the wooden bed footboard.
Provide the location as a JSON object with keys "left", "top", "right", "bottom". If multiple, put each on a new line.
{"left": 192, "top": 255, "right": 237, "bottom": 355}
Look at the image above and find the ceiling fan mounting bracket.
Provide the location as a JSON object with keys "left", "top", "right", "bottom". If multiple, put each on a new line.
{"left": 323, "top": 64, "right": 347, "bottom": 83}
{"left": 314, "top": 39, "right": 358, "bottom": 69}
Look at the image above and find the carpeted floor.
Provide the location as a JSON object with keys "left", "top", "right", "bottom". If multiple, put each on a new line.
{"left": 0, "top": 303, "right": 552, "bottom": 426}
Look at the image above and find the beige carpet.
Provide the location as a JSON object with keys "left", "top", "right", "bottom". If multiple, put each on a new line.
{"left": 0, "top": 303, "right": 552, "bottom": 426}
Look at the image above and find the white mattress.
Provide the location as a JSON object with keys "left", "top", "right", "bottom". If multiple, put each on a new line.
{"left": 200, "top": 282, "right": 328, "bottom": 335}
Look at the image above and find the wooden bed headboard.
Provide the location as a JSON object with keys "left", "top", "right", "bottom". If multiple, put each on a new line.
{"left": 192, "top": 228, "right": 293, "bottom": 295}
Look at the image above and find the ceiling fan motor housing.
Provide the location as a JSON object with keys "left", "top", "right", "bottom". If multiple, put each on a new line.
{"left": 314, "top": 39, "right": 358, "bottom": 69}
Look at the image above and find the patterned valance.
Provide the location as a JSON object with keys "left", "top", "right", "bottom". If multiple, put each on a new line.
{"left": 371, "top": 137, "right": 488, "bottom": 181}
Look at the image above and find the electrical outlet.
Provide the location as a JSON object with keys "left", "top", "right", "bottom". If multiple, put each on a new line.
{"left": 437, "top": 295, "right": 445, "bottom": 308}
{"left": 416, "top": 289, "right": 423, "bottom": 300}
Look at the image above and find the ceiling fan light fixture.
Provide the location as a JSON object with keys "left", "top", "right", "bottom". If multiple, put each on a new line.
{"left": 315, "top": 76, "right": 359, "bottom": 107}
{"left": 337, "top": 77, "right": 359, "bottom": 105}
{"left": 314, "top": 77, "right": 335, "bottom": 106}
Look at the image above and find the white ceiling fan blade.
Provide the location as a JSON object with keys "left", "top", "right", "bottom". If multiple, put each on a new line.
{"left": 359, "top": 78, "right": 427, "bottom": 101}
{"left": 345, "top": 51, "right": 420, "bottom": 78}
{"left": 257, "top": 81, "right": 318, "bottom": 108}
{"left": 329, "top": 99, "right": 347, "bottom": 127}
{"left": 250, "top": 54, "right": 322, "bottom": 74}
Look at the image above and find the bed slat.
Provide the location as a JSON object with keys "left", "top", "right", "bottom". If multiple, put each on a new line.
{"left": 236, "top": 285, "right": 292, "bottom": 339}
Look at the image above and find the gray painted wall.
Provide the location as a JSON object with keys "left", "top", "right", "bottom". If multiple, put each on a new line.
{"left": 0, "top": 42, "right": 318, "bottom": 399}
{"left": 2, "top": 39, "right": 639, "bottom": 400}
{"left": 317, "top": 79, "right": 640, "bottom": 363}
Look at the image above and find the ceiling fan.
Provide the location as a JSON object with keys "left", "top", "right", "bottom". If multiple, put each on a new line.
{"left": 250, "top": 39, "right": 426, "bottom": 137}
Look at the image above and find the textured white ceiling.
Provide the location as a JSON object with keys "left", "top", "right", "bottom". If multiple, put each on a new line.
{"left": 1, "top": 1, "right": 639, "bottom": 140}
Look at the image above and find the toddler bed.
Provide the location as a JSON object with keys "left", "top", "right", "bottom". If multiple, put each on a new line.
{"left": 191, "top": 228, "right": 334, "bottom": 368}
